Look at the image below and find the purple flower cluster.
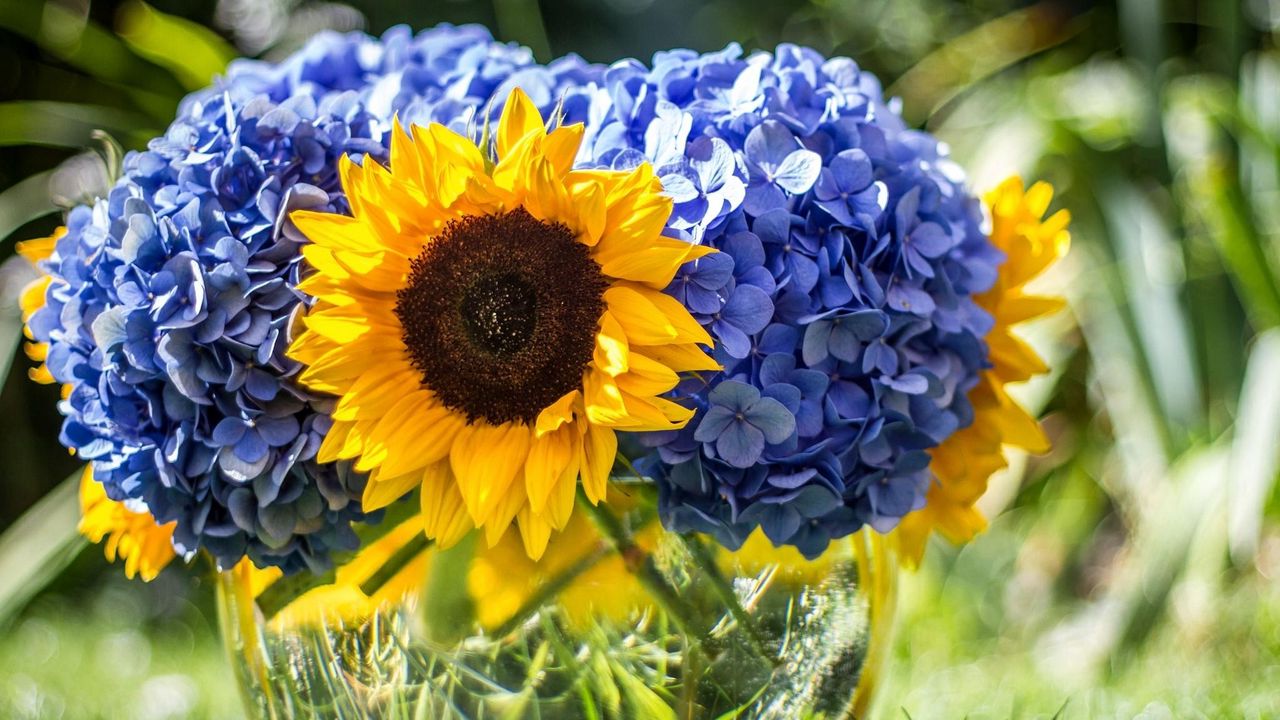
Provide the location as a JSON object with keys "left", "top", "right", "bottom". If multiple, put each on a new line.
{"left": 577, "top": 45, "right": 1005, "bottom": 557}
{"left": 28, "top": 25, "right": 604, "bottom": 572}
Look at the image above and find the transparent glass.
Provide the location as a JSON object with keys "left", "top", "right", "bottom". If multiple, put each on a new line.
{"left": 217, "top": 491, "right": 896, "bottom": 720}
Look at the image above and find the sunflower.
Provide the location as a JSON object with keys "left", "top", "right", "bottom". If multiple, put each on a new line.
{"left": 289, "top": 88, "right": 717, "bottom": 560}
{"left": 894, "top": 177, "right": 1070, "bottom": 566}
{"left": 79, "top": 467, "right": 179, "bottom": 581}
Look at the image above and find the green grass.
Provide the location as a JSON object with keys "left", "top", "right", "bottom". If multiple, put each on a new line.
{"left": 0, "top": 571, "right": 239, "bottom": 720}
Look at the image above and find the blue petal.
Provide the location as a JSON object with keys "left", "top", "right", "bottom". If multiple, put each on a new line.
{"left": 786, "top": 251, "right": 819, "bottom": 295}
{"left": 693, "top": 406, "right": 738, "bottom": 443}
{"left": 758, "top": 353, "right": 794, "bottom": 387}
{"left": 802, "top": 321, "right": 832, "bottom": 366}
{"left": 234, "top": 430, "right": 269, "bottom": 463}
{"left": 886, "top": 283, "right": 937, "bottom": 316}
{"left": 751, "top": 208, "right": 791, "bottom": 245}
{"left": 716, "top": 421, "right": 765, "bottom": 468}
{"left": 788, "top": 485, "right": 842, "bottom": 518}
{"left": 772, "top": 149, "right": 822, "bottom": 194}
{"left": 256, "top": 415, "right": 301, "bottom": 447}
{"left": 909, "top": 222, "right": 951, "bottom": 258}
{"left": 739, "top": 503, "right": 802, "bottom": 546}
{"left": 828, "top": 323, "right": 862, "bottom": 363}
{"left": 707, "top": 379, "right": 761, "bottom": 411}
{"left": 862, "top": 340, "right": 898, "bottom": 376}
{"left": 721, "top": 284, "right": 773, "bottom": 335}
{"left": 881, "top": 373, "right": 929, "bottom": 395}
{"left": 212, "top": 417, "right": 248, "bottom": 446}
{"left": 744, "top": 182, "right": 786, "bottom": 216}
{"left": 829, "top": 148, "right": 873, "bottom": 191}
{"left": 829, "top": 380, "right": 872, "bottom": 420}
{"left": 744, "top": 120, "right": 799, "bottom": 169}
{"left": 713, "top": 318, "right": 752, "bottom": 359}
{"left": 744, "top": 395, "right": 797, "bottom": 444}
{"left": 244, "top": 368, "right": 280, "bottom": 402}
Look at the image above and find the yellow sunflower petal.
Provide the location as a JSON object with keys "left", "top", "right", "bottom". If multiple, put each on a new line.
{"left": 328, "top": 364, "right": 415, "bottom": 421}
{"left": 516, "top": 507, "right": 554, "bottom": 561}
{"left": 569, "top": 180, "right": 607, "bottom": 246}
{"left": 632, "top": 343, "right": 721, "bottom": 373}
{"left": 895, "top": 176, "right": 1068, "bottom": 566}
{"left": 497, "top": 86, "right": 545, "bottom": 158}
{"left": 524, "top": 424, "right": 575, "bottom": 514}
{"left": 593, "top": 311, "right": 630, "bottom": 377}
{"left": 595, "top": 234, "right": 716, "bottom": 289}
{"left": 604, "top": 284, "right": 713, "bottom": 346}
{"left": 373, "top": 399, "right": 465, "bottom": 478}
{"left": 535, "top": 390, "right": 580, "bottom": 437}
{"left": 78, "top": 467, "right": 177, "bottom": 581}
{"left": 450, "top": 422, "right": 530, "bottom": 526}
{"left": 482, "top": 481, "right": 529, "bottom": 548}
{"left": 539, "top": 123, "right": 585, "bottom": 177}
{"left": 579, "top": 423, "right": 616, "bottom": 505}
{"left": 362, "top": 466, "right": 424, "bottom": 512}
{"left": 542, "top": 448, "right": 580, "bottom": 530}
{"left": 420, "top": 462, "right": 474, "bottom": 548}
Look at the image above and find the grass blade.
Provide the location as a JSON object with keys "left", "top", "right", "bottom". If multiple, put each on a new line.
{"left": 1227, "top": 328, "right": 1280, "bottom": 564}
{"left": 0, "top": 468, "right": 88, "bottom": 626}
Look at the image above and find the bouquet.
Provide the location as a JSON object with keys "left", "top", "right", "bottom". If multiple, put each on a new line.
{"left": 17, "top": 23, "right": 1068, "bottom": 719}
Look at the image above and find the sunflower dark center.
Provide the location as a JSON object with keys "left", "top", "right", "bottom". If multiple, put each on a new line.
{"left": 460, "top": 272, "right": 538, "bottom": 355}
{"left": 394, "top": 208, "right": 608, "bottom": 425}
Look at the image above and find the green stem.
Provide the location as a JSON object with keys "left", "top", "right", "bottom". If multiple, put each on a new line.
{"left": 255, "top": 567, "right": 338, "bottom": 620}
{"left": 359, "top": 534, "right": 433, "bottom": 597}
{"left": 490, "top": 543, "right": 613, "bottom": 638}
{"left": 576, "top": 491, "right": 711, "bottom": 650}
{"left": 682, "top": 536, "right": 779, "bottom": 667}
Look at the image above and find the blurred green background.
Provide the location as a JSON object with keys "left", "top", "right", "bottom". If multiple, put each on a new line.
{"left": 2, "top": 0, "right": 1279, "bottom": 717}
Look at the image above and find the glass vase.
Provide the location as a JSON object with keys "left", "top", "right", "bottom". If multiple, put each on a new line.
{"left": 216, "top": 489, "right": 897, "bottom": 720}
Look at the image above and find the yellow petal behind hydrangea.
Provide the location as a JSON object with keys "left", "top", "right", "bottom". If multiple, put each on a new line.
{"left": 16, "top": 227, "right": 65, "bottom": 385}
{"left": 78, "top": 467, "right": 179, "bottom": 581}
{"left": 893, "top": 177, "right": 1071, "bottom": 567}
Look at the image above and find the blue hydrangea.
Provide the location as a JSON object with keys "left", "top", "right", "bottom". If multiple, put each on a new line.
{"left": 31, "top": 25, "right": 1004, "bottom": 568}
{"left": 575, "top": 43, "right": 1005, "bottom": 558}
{"left": 28, "top": 25, "right": 608, "bottom": 573}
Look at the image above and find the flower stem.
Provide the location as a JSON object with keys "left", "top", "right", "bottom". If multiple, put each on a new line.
{"left": 255, "top": 567, "right": 337, "bottom": 620}
{"left": 576, "top": 491, "right": 712, "bottom": 650}
{"left": 359, "top": 534, "right": 433, "bottom": 597}
{"left": 681, "top": 535, "right": 780, "bottom": 667}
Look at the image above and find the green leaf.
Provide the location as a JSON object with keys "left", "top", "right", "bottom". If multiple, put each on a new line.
{"left": 0, "top": 101, "right": 155, "bottom": 150}
{"left": 419, "top": 531, "right": 477, "bottom": 646}
{"left": 115, "top": 1, "right": 235, "bottom": 91}
{"left": 1097, "top": 177, "right": 1203, "bottom": 446}
{"left": 0, "top": 283, "right": 25, "bottom": 386}
{"left": 0, "top": 170, "right": 56, "bottom": 247}
{"left": 492, "top": 0, "right": 552, "bottom": 62}
{"left": 0, "top": 1, "right": 186, "bottom": 119}
{"left": 0, "top": 468, "right": 89, "bottom": 627}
